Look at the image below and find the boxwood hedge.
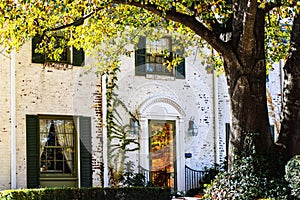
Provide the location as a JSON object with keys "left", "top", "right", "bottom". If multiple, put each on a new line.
{"left": 0, "top": 187, "right": 171, "bottom": 200}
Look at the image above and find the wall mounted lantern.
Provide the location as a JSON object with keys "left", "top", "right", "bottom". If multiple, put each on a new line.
{"left": 188, "top": 117, "right": 198, "bottom": 136}
{"left": 130, "top": 120, "right": 139, "bottom": 136}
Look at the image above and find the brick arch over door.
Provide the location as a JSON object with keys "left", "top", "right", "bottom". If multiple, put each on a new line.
{"left": 138, "top": 95, "right": 186, "bottom": 118}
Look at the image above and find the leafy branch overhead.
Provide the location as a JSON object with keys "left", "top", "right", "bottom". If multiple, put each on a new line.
{"left": 1, "top": 0, "right": 297, "bottom": 67}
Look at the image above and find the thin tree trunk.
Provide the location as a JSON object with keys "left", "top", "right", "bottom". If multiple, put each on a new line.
{"left": 278, "top": 14, "right": 300, "bottom": 161}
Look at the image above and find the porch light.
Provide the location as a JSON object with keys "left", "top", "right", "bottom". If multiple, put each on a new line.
{"left": 130, "top": 120, "right": 139, "bottom": 136}
{"left": 188, "top": 117, "right": 198, "bottom": 136}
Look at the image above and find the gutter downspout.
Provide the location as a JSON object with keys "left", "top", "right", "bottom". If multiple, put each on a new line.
{"left": 10, "top": 48, "right": 17, "bottom": 189}
{"left": 77, "top": 117, "right": 81, "bottom": 187}
{"left": 213, "top": 71, "right": 220, "bottom": 164}
{"left": 102, "top": 74, "right": 108, "bottom": 187}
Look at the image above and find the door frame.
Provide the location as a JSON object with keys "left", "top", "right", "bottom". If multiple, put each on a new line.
{"left": 138, "top": 96, "right": 186, "bottom": 191}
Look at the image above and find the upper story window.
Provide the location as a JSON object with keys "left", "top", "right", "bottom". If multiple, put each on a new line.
{"left": 32, "top": 35, "right": 85, "bottom": 66}
{"left": 135, "top": 36, "right": 185, "bottom": 79}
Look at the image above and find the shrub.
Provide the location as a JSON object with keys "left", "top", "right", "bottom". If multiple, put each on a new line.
{"left": 203, "top": 133, "right": 290, "bottom": 199}
{"left": 203, "top": 154, "right": 290, "bottom": 199}
{"left": 0, "top": 187, "right": 171, "bottom": 200}
{"left": 285, "top": 155, "right": 300, "bottom": 199}
{"left": 120, "top": 161, "right": 147, "bottom": 187}
{"left": 200, "top": 163, "right": 223, "bottom": 186}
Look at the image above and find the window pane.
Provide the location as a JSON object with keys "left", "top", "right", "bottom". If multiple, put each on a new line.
{"left": 45, "top": 36, "right": 70, "bottom": 62}
{"left": 156, "top": 56, "right": 163, "bottom": 64}
{"left": 145, "top": 37, "right": 173, "bottom": 76}
{"left": 39, "top": 118, "right": 75, "bottom": 175}
{"left": 146, "top": 63, "right": 155, "bottom": 72}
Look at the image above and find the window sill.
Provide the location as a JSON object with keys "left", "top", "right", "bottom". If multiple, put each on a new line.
{"left": 145, "top": 74, "right": 176, "bottom": 81}
{"left": 43, "top": 62, "right": 74, "bottom": 70}
{"left": 40, "top": 177, "right": 78, "bottom": 181}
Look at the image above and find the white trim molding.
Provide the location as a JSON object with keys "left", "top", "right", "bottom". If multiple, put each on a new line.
{"left": 138, "top": 95, "right": 186, "bottom": 191}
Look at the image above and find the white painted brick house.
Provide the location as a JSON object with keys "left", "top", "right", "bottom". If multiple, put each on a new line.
{"left": 0, "top": 36, "right": 282, "bottom": 191}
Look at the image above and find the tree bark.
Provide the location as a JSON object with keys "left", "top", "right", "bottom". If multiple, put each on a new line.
{"left": 222, "top": 8, "right": 273, "bottom": 168}
{"left": 278, "top": 14, "right": 300, "bottom": 161}
{"left": 225, "top": 54, "right": 273, "bottom": 168}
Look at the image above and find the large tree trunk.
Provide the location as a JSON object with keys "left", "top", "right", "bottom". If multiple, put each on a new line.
{"left": 224, "top": 8, "right": 273, "bottom": 168}
{"left": 225, "top": 57, "right": 273, "bottom": 168}
{"left": 278, "top": 14, "right": 300, "bottom": 161}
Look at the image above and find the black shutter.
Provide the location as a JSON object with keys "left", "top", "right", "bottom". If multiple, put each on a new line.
{"left": 135, "top": 36, "right": 146, "bottom": 75}
{"left": 270, "top": 125, "right": 275, "bottom": 142}
{"left": 32, "top": 36, "right": 45, "bottom": 63}
{"left": 26, "top": 115, "right": 40, "bottom": 188}
{"left": 175, "top": 48, "right": 185, "bottom": 79}
{"left": 72, "top": 47, "right": 85, "bottom": 66}
{"left": 225, "top": 123, "right": 230, "bottom": 159}
{"left": 80, "top": 116, "right": 92, "bottom": 187}
{"left": 175, "top": 59, "right": 185, "bottom": 79}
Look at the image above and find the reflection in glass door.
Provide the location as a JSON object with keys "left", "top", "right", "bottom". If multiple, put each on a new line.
{"left": 149, "top": 120, "right": 176, "bottom": 189}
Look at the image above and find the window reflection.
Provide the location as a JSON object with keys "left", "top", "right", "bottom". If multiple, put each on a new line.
{"left": 149, "top": 120, "right": 175, "bottom": 188}
{"left": 39, "top": 119, "right": 75, "bottom": 175}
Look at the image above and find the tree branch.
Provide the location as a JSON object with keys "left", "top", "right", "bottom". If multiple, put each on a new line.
{"left": 49, "top": 11, "right": 95, "bottom": 32}
{"left": 47, "top": 2, "right": 111, "bottom": 32}
{"left": 237, "top": 0, "right": 257, "bottom": 56}
{"left": 112, "top": 0, "right": 231, "bottom": 56}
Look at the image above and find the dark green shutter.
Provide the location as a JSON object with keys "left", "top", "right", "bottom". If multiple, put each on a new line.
{"left": 72, "top": 47, "right": 85, "bottom": 66}
{"left": 32, "top": 36, "right": 45, "bottom": 63}
{"left": 26, "top": 115, "right": 40, "bottom": 188}
{"left": 80, "top": 116, "right": 92, "bottom": 187}
{"left": 135, "top": 36, "right": 146, "bottom": 75}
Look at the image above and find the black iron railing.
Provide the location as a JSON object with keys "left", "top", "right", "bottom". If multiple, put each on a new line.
{"left": 138, "top": 166, "right": 151, "bottom": 185}
{"left": 138, "top": 166, "right": 172, "bottom": 187}
{"left": 138, "top": 165, "right": 208, "bottom": 191}
{"left": 185, "top": 165, "right": 208, "bottom": 191}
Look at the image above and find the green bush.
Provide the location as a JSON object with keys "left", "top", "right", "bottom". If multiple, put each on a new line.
{"left": 203, "top": 153, "right": 290, "bottom": 199}
{"left": 119, "top": 161, "right": 147, "bottom": 187}
{"left": 203, "top": 133, "right": 290, "bottom": 200}
{"left": 285, "top": 155, "right": 300, "bottom": 199}
{"left": 0, "top": 187, "right": 171, "bottom": 200}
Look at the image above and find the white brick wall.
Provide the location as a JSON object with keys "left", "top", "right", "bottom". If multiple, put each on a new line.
{"left": 0, "top": 42, "right": 102, "bottom": 189}
{"left": 0, "top": 51, "right": 12, "bottom": 190}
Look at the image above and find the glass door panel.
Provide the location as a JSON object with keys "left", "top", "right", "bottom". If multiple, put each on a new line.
{"left": 149, "top": 120, "right": 176, "bottom": 189}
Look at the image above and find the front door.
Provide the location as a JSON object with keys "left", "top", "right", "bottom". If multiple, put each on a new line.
{"left": 149, "top": 120, "right": 176, "bottom": 189}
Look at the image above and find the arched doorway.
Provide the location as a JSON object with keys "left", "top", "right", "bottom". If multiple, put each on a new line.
{"left": 138, "top": 96, "right": 185, "bottom": 191}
